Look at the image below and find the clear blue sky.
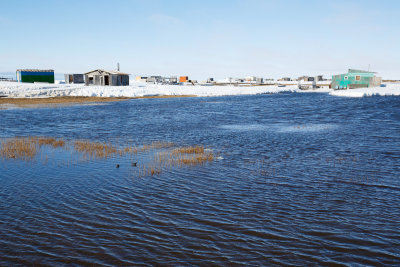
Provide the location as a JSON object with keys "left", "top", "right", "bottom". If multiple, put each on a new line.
{"left": 1, "top": 0, "right": 399, "bottom": 79}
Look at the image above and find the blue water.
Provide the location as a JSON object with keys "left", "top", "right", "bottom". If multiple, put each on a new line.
{"left": 1, "top": 93, "right": 400, "bottom": 265}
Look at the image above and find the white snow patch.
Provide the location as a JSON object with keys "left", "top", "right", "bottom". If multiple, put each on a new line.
{"left": 1, "top": 81, "right": 398, "bottom": 98}
{"left": 0, "top": 81, "right": 301, "bottom": 98}
{"left": 329, "top": 83, "right": 400, "bottom": 97}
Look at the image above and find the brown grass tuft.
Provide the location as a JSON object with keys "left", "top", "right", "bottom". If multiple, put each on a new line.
{"left": 1, "top": 137, "right": 215, "bottom": 178}
{"left": 0, "top": 137, "right": 37, "bottom": 160}
{"left": 74, "top": 140, "right": 118, "bottom": 159}
{"left": 172, "top": 145, "right": 205, "bottom": 155}
{"left": 139, "top": 141, "right": 175, "bottom": 152}
{"left": 37, "top": 137, "right": 65, "bottom": 148}
{"left": 138, "top": 165, "right": 162, "bottom": 177}
{"left": 156, "top": 145, "right": 214, "bottom": 167}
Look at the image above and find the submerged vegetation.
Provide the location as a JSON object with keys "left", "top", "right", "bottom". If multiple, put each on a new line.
{"left": 158, "top": 146, "right": 214, "bottom": 167}
{"left": 37, "top": 137, "right": 65, "bottom": 148}
{"left": 74, "top": 140, "right": 119, "bottom": 159}
{"left": 0, "top": 137, "right": 215, "bottom": 177}
{"left": 0, "top": 137, "right": 67, "bottom": 160}
{"left": 0, "top": 137, "right": 38, "bottom": 160}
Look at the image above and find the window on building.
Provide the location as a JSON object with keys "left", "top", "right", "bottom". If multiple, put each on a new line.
{"left": 356, "top": 75, "right": 361, "bottom": 81}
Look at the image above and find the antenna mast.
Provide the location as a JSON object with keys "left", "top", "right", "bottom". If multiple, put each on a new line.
{"left": 117, "top": 63, "right": 120, "bottom": 71}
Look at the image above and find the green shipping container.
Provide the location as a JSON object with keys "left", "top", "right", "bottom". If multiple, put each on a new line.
{"left": 16, "top": 69, "right": 55, "bottom": 84}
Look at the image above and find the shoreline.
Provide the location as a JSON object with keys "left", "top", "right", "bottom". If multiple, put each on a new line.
{"left": 0, "top": 81, "right": 399, "bottom": 106}
{"left": 0, "top": 95, "right": 197, "bottom": 108}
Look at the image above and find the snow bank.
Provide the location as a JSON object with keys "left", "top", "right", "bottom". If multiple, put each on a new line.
{"left": 1, "top": 80, "right": 398, "bottom": 98}
{"left": 0, "top": 81, "right": 303, "bottom": 98}
{"left": 329, "top": 83, "right": 400, "bottom": 97}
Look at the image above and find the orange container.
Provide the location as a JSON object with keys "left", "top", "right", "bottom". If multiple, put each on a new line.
{"left": 179, "top": 76, "right": 188, "bottom": 83}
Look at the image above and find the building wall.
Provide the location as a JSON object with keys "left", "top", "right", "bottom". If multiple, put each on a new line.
{"left": 85, "top": 73, "right": 129, "bottom": 86}
{"left": 111, "top": 75, "right": 129, "bottom": 86}
{"left": 17, "top": 71, "right": 54, "bottom": 83}
{"left": 370, "top": 76, "right": 382, "bottom": 87}
{"left": 85, "top": 74, "right": 99, "bottom": 85}
{"left": 94, "top": 75, "right": 102, "bottom": 85}
{"left": 65, "top": 74, "right": 84, "bottom": 84}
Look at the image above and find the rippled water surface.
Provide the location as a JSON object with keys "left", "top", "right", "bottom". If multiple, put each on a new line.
{"left": 1, "top": 93, "right": 400, "bottom": 265}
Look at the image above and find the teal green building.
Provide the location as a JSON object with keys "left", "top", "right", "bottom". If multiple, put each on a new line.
{"left": 16, "top": 69, "right": 55, "bottom": 83}
{"left": 331, "top": 69, "right": 381, "bottom": 90}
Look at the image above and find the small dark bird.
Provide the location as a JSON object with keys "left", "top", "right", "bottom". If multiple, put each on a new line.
{"left": 131, "top": 162, "right": 137, "bottom": 167}
{"left": 116, "top": 164, "right": 120, "bottom": 168}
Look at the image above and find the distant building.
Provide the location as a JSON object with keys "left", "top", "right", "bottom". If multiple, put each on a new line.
{"left": 245, "top": 76, "right": 257, "bottom": 82}
{"left": 298, "top": 76, "right": 314, "bottom": 82}
{"left": 65, "top": 74, "right": 84, "bottom": 84}
{"left": 256, "top": 78, "right": 264, "bottom": 84}
{"left": 179, "top": 76, "right": 188, "bottom": 83}
{"left": 278, "top": 77, "right": 291, "bottom": 81}
{"left": 331, "top": 69, "right": 382, "bottom": 90}
{"left": 85, "top": 69, "right": 129, "bottom": 86}
{"left": 16, "top": 69, "right": 54, "bottom": 83}
{"left": 146, "top": 76, "right": 162, "bottom": 83}
{"left": 136, "top": 76, "right": 148, "bottom": 82}
{"left": 162, "top": 76, "right": 178, "bottom": 84}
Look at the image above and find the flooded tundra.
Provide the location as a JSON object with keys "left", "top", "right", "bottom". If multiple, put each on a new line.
{"left": 1, "top": 93, "right": 399, "bottom": 265}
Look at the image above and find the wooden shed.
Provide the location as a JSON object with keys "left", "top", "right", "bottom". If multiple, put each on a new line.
{"left": 65, "top": 74, "right": 84, "bottom": 84}
{"left": 85, "top": 69, "right": 129, "bottom": 86}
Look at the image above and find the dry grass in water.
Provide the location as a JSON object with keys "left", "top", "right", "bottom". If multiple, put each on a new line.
{"left": 121, "top": 146, "right": 138, "bottom": 155}
{"left": 0, "top": 137, "right": 67, "bottom": 160}
{"left": 156, "top": 145, "right": 214, "bottom": 168}
{"left": 138, "top": 165, "right": 162, "bottom": 177}
{"left": 172, "top": 145, "right": 205, "bottom": 155}
{"left": 73, "top": 140, "right": 141, "bottom": 160}
{"left": 134, "top": 145, "right": 214, "bottom": 177}
{"left": 175, "top": 153, "right": 214, "bottom": 166}
{"left": 1, "top": 137, "right": 215, "bottom": 178}
{"left": 139, "top": 141, "right": 175, "bottom": 152}
{"left": 0, "top": 137, "right": 37, "bottom": 160}
{"left": 36, "top": 137, "right": 65, "bottom": 148}
{"left": 74, "top": 141, "right": 119, "bottom": 159}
